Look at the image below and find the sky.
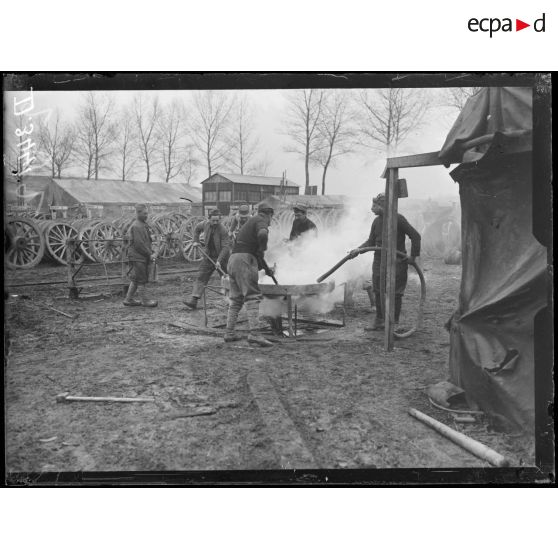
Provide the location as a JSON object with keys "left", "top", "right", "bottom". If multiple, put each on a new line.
{"left": 4, "top": 88, "right": 463, "bottom": 201}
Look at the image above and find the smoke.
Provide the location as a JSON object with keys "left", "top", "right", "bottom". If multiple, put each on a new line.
{"left": 264, "top": 199, "right": 374, "bottom": 286}
{"left": 256, "top": 198, "right": 378, "bottom": 317}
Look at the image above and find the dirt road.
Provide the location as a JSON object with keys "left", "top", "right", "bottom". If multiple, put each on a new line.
{"left": 4, "top": 258, "right": 534, "bottom": 473}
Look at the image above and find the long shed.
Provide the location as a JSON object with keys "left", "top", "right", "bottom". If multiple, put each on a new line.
{"left": 201, "top": 173, "right": 300, "bottom": 216}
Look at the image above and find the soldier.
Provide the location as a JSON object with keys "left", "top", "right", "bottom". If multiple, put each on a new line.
{"left": 123, "top": 204, "right": 158, "bottom": 307}
{"left": 350, "top": 193, "right": 421, "bottom": 330}
{"left": 183, "top": 209, "right": 230, "bottom": 310}
{"left": 228, "top": 204, "right": 251, "bottom": 241}
{"left": 224, "top": 201, "right": 275, "bottom": 347}
{"left": 288, "top": 202, "right": 318, "bottom": 241}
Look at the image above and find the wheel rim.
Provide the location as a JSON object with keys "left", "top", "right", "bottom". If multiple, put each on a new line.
{"left": 90, "top": 222, "right": 123, "bottom": 263}
{"left": 42, "top": 222, "right": 83, "bottom": 265}
{"left": 5, "top": 217, "right": 45, "bottom": 269}
{"left": 153, "top": 213, "right": 182, "bottom": 259}
{"left": 180, "top": 217, "right": 204, "bottom": 262}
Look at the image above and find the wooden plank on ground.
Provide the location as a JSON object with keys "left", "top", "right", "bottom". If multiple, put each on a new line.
{"left": 247, "top": 370, "right": 317, "bottom": 469}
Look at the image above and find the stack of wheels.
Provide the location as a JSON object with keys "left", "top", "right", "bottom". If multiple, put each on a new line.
{"left": 5, "top": 217, "right": 46, "bottom": 269}
{"left": 274, "top": 208, "right": 294, "bottom": 240}
{"left": 71, "top": 218, "right": 101, "bottom": 262}
{"left": 322, "top": 208, "right": 340, "bottom": 229}
{"left": 306, "top": 208, "right": 325, "bottom": 233}
{"left": 36, "top": 220, "right": 84, "bottom": 265}
{"left": 89, "top": 220, "right": 124, "bottom": 263}
{"left": 179, "top": 216, "right": 205, "bottom": 262}
{"left": 151, "top": 212, "right": 184, "bottom": 259}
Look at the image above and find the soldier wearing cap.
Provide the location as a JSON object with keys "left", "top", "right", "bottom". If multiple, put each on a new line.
{"left": 183, "top": 209, "right": 230, "bottom": 310}
{"left": 123, "top": 204, "right": 158, "bottom": 307}
{"left": 224, "top": 201, "right": 275, "bottom": 347}
{"left": 288, "top": 202, "right": 318, "bottom": 241}
{"left": 350, "top": 193, "right": 421, "bottom": 330}
{"left": 228, "top": 204, "right": 251, "bottom": 241}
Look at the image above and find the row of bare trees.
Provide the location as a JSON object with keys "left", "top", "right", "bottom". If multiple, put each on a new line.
{"left": 282, "top": 87, "right": 481, "bottom": 194}
{"left": 25, "top": 91, "right": 270, "bottom": 185}
{"left": 5, "top": 87, "right": 480, "bottom": 192}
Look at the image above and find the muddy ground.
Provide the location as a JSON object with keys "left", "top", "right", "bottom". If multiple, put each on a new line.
{"left": 4, "top": 257, "right": 535, "bottom": 474}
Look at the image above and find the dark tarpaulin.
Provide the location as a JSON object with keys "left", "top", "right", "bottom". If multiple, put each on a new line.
{"left": 439, "top": 87, "right": 533, "bottom": 164}
{"left": 443, "top": 87, "right": 546, "bottom": 431}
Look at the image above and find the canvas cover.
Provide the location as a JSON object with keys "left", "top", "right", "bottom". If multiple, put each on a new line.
{"left": 442, "top": 88, "right": 546, "bottom": 430}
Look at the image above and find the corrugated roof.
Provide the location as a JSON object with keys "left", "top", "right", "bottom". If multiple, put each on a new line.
{"left": 202, "top": 172, "right": 300, "bottom": 188}
{"left": 52, "top": 178, "right": 202, "bottom": 204}
{"left": 263, "top": 194, "right": 349, "bottom": 208}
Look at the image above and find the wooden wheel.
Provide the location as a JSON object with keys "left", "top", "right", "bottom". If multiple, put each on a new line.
{"left": 5, "top": 217, "right": 45, "bottom": 269}
{"left": 90, "top": 221, "right": 123, "bottom": 263}
{"left": 72, "top": 219, "right": 101, "bottom": 262}
{"left": 152, "top": 213, "right": 182, "bottom": 259}
{"left": 180, "top": 216, "right": 205, "bottom": 262}
{"left": 38, "top": 221, "right": 83, "bottom": 265}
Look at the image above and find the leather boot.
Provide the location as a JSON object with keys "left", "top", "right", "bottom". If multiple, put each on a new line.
{"left": 183, "top": 296, "right": 198, "bottom": 310}
{"left": 224, "top": 300, "right": 244, "bottom": 342}
{"left": 137, "top": 285, "right": 158, "bottom": 307}
{"left": 365, "top": 287, "right": 375, "bottom": 313}
{"left": 246, "top": 300, "right": 273, "bottom": 347}
{"left": 395, "top": 295, "right": 402, "bottom": 325}
{"left": 123, "top": 282, "right": 141, "bottom": 306}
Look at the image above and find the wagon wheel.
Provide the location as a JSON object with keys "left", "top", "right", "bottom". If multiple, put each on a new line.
{"left": 38, "top": 221, "right": 84, "bottom": 265}
{"left": 180, "top": 216, "right": 205, "bottom": 262}
{"left": 152, "top": 213, "right": 182, "bottom": 259}
{"left": 5, "top": 217, "right": 45, "bottom": 269}
{"left": 72, "top": 219, "right": 101, "bottom": 262}
{"left": 90, "top": 221, "right": 123, "bottom": 263}
{"left": 275, "top": 209, "right": 293, "bottom": 240}
{"left": 306, "top": 209, "right": 325, "bottom": 232}
{"left": 169, "top": 212, "right": 191, "bottom": 228}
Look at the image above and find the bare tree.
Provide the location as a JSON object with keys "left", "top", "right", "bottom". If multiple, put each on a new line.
{"left": 282, "top": 89, "right": 325, "bottom": 189}
{"left": 357, "top": 88, "right": 430, "bottom": 156}
{"left": 312, "top": 91, "right": 355, "bottom": 195}
{"left": 37, "top": 109, "right": 75, "bottom": 178}
{"left": 74, "top": 92, "right": 116, "bottom": 179}
{"left": 227, "top": 95, "right": 259, "bottom": 174}
{"left": 189, "top": 91, "right": 233, "bottom": 178}
{"left": 446, "top": 87, "right": 483, "bottom": 111}
{"left": 134, "top": 94, "right": 160, "bottom": 182}
{"left": 158, "top": 100, "right": 186, "bottom": 182}
{"left": 180, "top": 144, "right": 200, "bottom": 186}
{"left": 250, "top": 152, "right": 273, "bottom": 177}
{"left": 113, "top": 106, "right": 138, "bottom": 181}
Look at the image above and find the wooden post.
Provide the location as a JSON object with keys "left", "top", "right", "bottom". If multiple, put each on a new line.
{"left": 384, "top": 167, "right": 399, "bottom": 351}
{"left": 66, "top": 239, "right": 79, "bottom": 299}
{"left": 286, "top": 295, "right": 294, "bottom": 337}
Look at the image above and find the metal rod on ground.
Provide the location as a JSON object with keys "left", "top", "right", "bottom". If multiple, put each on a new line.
{"left": 408, "top": 408, "right": 510, "bottom": 467}
{"left": 56, "top": 392, "right": 154, "bottom": 403}
{"left": 294, "top": 303, "right": 297, "bottom": 337}
{"left": 31, "top": 300, "right": 77, "bottom": 319}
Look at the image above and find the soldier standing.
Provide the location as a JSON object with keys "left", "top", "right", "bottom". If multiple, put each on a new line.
{"left": 350, "top": 193, "right": 421, "bottom": 330}
{"left": 184, "top": 209, "right": 230, "bottom": 310}
{"left": 224, "top": 201, "right": 275, "bottom": 347}
{"left": 123, "top": 204, "right": 158, "bottom": 307}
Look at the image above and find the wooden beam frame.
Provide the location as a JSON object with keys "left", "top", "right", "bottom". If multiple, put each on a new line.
{"left": 380, "top": 150, "right": 452, "bottom": 351}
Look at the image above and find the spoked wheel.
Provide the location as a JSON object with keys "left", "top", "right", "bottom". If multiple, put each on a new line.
{"left": 152, "top": 213, "right": 183, "bottom": 259}
{"left": 180, "top": 216, "right": 205, "bottom": 262}
{"left": 5, "top": 217, "right": 45, "bottom": 269}
{"left": 38, "top": 221, "right": 84, "bottom": 265}
{"left": 90, "top": 221, "right": 123, "bottom": 263}
{"left": 72, "top": 219, "right": 101, "bottom": 262}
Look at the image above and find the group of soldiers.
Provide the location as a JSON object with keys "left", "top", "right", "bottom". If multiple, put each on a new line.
{"left": 123, "top": 194, "right": 420, "bottom": 346}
